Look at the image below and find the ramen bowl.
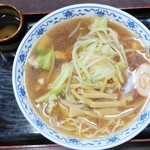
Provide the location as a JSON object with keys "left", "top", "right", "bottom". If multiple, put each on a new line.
{"left": 12, "top": 3, "right": 150, "bottom": 150}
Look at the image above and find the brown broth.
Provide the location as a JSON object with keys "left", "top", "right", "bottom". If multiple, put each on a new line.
{"left": 25, "top": 16, "right": 149, "bottom": 139}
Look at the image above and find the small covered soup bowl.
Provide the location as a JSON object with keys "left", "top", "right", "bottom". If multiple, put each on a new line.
{"left": 0, "top": 4, "right": 26, "bottom": 54}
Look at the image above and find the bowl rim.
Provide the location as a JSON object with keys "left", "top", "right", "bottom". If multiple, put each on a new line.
{"left": 12, "top": 3, "right": 150, "bottom": 150}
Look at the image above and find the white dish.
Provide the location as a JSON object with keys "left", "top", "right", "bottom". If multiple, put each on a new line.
{"left": 12, "top": 3, "right": 150, "bottom": 150}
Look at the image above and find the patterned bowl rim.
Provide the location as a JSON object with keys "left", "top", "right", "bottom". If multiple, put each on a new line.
{"left": 12, "top": 3, "right": 150, "bottom": 150}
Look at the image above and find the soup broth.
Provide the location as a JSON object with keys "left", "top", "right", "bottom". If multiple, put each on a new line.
{"left": 25, "top": 16, "right": 150, "bottom": 139}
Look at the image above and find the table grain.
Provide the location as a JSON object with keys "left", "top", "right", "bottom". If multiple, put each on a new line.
{"left": 0, "top": 0, "right": 150, "bottom": 14}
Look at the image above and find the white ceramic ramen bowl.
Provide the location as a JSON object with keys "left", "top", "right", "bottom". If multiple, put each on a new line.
{"left": 12, "top": 3, "right": 150, "bottom": 150}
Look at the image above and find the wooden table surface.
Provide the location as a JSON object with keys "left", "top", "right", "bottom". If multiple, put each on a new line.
{"left": 1, "top": 0, "right": 150, "bottom": 14}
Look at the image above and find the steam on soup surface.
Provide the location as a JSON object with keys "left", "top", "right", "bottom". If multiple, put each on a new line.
{"left": 25, "top": 16, "right": 150, "bottom": 139}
